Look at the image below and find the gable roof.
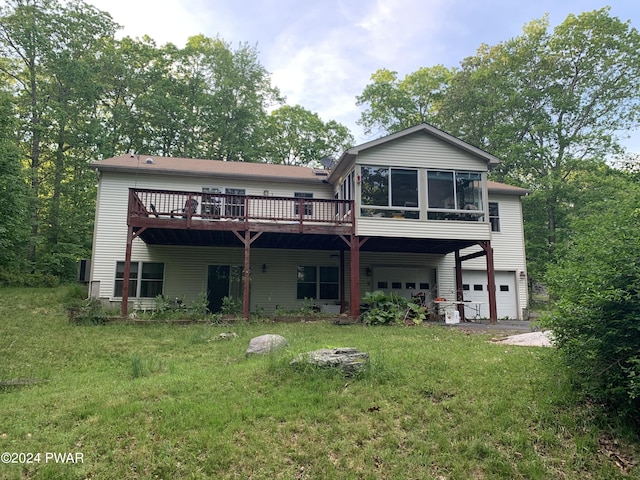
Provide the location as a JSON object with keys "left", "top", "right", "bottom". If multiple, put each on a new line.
{"left": 90, "top": 154, "right": 330, "bottom": 184}
{"left": 329, "top": 124, "right": 502, "bottom": 181}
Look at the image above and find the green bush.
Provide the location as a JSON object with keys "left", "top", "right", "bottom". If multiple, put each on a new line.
{"left": 360, "top": 290, "right": 426, "bottom": 325}
{"left": 0, "top": 268, "right": 59, "bottom": 287}
{"left": 544, "top": 189, "right": 640, "bottom": 424}
{"left": 72, "top": 298, "right": 108, "bottom": 325}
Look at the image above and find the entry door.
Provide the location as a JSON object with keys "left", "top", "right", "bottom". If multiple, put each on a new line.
{"left": 207, "top": 265, "right": 243, "bottom": 313}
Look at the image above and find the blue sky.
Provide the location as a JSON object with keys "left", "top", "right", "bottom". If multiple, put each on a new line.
{"left": 86, "top": 0, "right": 640, "bottom": 150}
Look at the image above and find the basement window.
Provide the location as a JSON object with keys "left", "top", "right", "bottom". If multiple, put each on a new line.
{"left": 114, "top": 261, "right": 164, "bottom": 298}
{"left": 296, "top": 266, "right": 339, "bottom": 300}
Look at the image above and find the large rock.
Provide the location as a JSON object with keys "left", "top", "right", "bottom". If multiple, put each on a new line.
{"left": 291, "top": 347, "right": 369, "bottom": 376}
{"left": 245, "top": 334, "right": 289, "bottom": 356}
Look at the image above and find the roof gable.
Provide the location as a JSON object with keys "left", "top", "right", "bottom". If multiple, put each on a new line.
{"left": 329, "top": 124, "right": 501, "bottom": 181}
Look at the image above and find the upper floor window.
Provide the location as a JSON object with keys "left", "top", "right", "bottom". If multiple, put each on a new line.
{"left": 360, "top": 166, "right": 419, "bottom": 219}
{"left": 427, "top": 171, "right": 483, "bottom": 221}
{"left": 294, "top": 192, "right": 313, "bottom": 216}
{"left": 489, "top": 202, "right": 500, "bottom": 232}
{"left": 201, "top": 187, "right": 245, "bottom": 217}
{"left": 340, "top": 171, "right": 354, "bottom": 200}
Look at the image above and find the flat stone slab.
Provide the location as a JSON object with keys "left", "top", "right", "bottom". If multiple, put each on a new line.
{"left": 245, "top": 334, "right": 289, "bottom": 356}
{"left": 291, "top": 347, "right": 369, "bottom": 376}
{"left": 493, "top": 331, "right": 554, "bottom": 347}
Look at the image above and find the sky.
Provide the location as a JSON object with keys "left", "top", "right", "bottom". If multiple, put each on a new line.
{"left": 85, "top": 0, "right": 640, "bottom": 150}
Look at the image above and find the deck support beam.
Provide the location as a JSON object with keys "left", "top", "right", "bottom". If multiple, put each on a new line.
{"left": 339, "top": 235, "right": 368, "bottom": 319}
{"left": 454, "top": 250, "right": 465, "bottom": 321}
{"left": 340, "top": 249, "right": 346, "bottom": 314}
{"left": 121, "top": 227, "right": 146, "bottom": 318}
{"left": 453, "top": 240, "right": 498, "bottom": 323}
{"left": 232, "top": 230, "right": 263, "bottom": 319}
{"left": 481, "top": 240, "right": 498, "bottom": 323}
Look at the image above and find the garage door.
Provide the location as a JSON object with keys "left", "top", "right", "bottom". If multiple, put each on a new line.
{"left": 372, "top": 267, "right": 436, "bottom": 302}
{"left": 461, "top": 271, "right": 518, "bottom": 319}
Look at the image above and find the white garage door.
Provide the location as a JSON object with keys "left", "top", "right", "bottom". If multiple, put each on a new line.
{"left": 461, "top": 270, "right": 518, "bottom": 320}
{"left": 372, "top": 267, "right": 436, "bottom": 302}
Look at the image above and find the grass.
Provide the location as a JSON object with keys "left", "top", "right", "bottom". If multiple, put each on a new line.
{"left": 0, "top": 287, "right": 639, "bottom": 479}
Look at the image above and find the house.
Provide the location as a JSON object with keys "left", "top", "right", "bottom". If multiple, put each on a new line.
{"left": 88, "top": 124, "right": 529, "bottom": 321}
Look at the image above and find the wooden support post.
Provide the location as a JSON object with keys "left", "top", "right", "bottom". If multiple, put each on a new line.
{"left": 350, "top": 235, "right": 360, "bottom": 319}
{"left": 454, "top": 249, "right": 465, "bottom": 322}
{"left": 233, "top": 230, "right": 263, "bottom": 320}
{"left": 243, "top": 230, "right": 251, "bottom": 320}
{"left": 340, "top": 249, "right": 346, "bottom": 314}
{"left": 482, "top": 241, "right": 498, "bottom": 323}
{"left": 338, "top": 234, "right": 368, "bottom": 319}
{"left": 121, "top": 226, "right": 134, "bottom": 318}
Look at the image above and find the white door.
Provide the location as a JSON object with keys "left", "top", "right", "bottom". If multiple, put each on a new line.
{"left": 461, "top": 270, "right": 518, "bottom": 319}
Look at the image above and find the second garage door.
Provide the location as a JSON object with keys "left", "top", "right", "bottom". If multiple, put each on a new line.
{"left": 461, "top": 270, "right": 518, "bottom": 320}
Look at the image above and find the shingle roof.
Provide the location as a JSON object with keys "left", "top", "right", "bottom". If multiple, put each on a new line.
{"left": 487, "top": 181, "right": 529, "bottom": 196}
{"left": 91, "top": 154, "right": 528, "bottom": 195}
{"left": 90, "top": 154, "right": 329, "bottom": 184}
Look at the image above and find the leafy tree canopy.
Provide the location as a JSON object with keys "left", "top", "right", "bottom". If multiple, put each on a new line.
{"left": 263, "top": 105, "right": 354, "bottom": 166}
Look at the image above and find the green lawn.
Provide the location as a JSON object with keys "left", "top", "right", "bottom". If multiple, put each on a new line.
{"left": 0, "top": 287, "right": 638, "bottom": 479}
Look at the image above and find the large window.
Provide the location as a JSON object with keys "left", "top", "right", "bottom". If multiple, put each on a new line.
{"left": 296, "top": 266, "right": 339, "bottom": 300}
{"left": 427, "top": 171, "right": 483, "bottom": 221}
{"left": 360, "top": 166, "right": 419, "bottom": 218}
{"left": 114, "top": 261, "right": 164, "bottom": 298}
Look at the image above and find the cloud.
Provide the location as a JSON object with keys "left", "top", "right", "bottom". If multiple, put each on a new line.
{"left": 88, "top": 0, "right": 212, "bottom": 46}
{"left": 267, "top": 0, "right": 453, "bottom": 140}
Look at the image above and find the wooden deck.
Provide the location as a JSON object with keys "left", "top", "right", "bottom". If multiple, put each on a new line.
{"left": 128, "top": 188, "right": 354, "bottom": 235}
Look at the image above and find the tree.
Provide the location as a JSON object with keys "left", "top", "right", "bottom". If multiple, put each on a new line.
{"left": 0, "top": 0, "right": 118, "bottom": 275}
{"left": 98, "top": 34, "right": 284, "bottom": 162}
{"left": 263, "top": 105, "right": 354, "bottom": 166}
{"left": 0, "top": 1, "right": 354, "bottom": 282}
{"left": 356, "top": 65, "right": 454, "bottom": 137}
{"left": 167, "top": 35, "right": 283, "bottom": 161}
{"left": 449, "top": 9, "right": 640, "bottom": 279}
{"left": 95, "top": 35, "right": 170, "bottom": 158}
{"left": 0, "top": 89, "right": 30, "bottom": 270}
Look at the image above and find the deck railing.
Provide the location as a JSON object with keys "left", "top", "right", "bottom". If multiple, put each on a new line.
{"left": 129, "top": 188, "right": 353, "bottom": 226}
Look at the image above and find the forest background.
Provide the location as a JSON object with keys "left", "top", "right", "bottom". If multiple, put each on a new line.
{"left": 0, "top": 1, "right": 639, "bottom": 288}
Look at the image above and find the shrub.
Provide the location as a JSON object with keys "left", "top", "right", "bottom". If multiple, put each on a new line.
{"left": 360, "top": 290, "right": 426, "bottom": 325}
{"left": 544, "top": 188, "right": 640, "bottom": 424}
{"left": 221, "top": 295, "right": 241, "bottom": 316}
{"left": 0, "top": 268, "right": 59, "bottom": 287}
{"left": 72, "top": 298, "right": 108, "bottom": 325}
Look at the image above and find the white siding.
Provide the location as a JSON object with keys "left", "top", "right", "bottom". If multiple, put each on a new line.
{"left": 460, "top": 193, "right": 528, "bottom": 319}
{"left": 357, "top": 217, "right": 491, "bottom": 240}
{"left": 354, "top": 133, "right": 488, "bottom": 171}
{"left": 89, "top": 171, "right": 335, "bottom": 301}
